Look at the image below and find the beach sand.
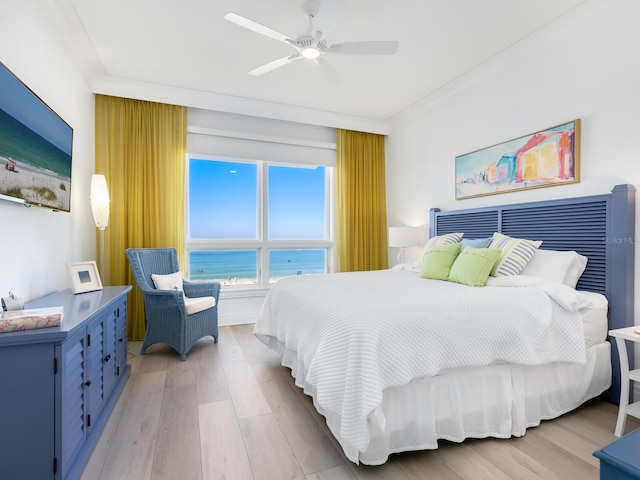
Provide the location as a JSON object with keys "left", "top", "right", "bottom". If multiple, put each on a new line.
{"left": 0, "top": 156, "right": 70, "bottom": 210}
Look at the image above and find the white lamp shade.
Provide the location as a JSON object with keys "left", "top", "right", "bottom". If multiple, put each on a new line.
{"left": 90, "top": 174, "right": 110, "bottom": 230}
{"left": 388, "top": 226, "right": 419, "bottom": 248}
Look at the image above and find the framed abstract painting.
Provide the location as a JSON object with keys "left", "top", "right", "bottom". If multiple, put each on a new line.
{"left": 455, "top": 119, "right": 580, "bottom": 200}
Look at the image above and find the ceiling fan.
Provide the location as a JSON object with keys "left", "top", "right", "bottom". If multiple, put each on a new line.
{"left": 224, "top": 0, "right": 398, "bottom": 77}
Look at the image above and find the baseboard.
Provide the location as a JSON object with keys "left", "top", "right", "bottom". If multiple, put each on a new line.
{"left": 219, "top": 312, "right": 257, "bottom": 327}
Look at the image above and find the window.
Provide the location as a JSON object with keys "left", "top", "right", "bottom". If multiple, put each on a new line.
{"left": 186, "top": 158, "right": 333, "bottom": 288}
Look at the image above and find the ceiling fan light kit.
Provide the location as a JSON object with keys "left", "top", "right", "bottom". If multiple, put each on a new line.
{"left": 224, "top": 0, "right": 398, "bottom": 77}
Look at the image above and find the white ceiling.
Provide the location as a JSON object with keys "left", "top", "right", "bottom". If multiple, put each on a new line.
{"left": 42, "top": 0, "right": 586, "bottom": 122}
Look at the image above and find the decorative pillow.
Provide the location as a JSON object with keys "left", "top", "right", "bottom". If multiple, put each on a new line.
{"left": 461, "top": 237, "right": 492, "bottom": 250}
{"left": 489, "top": 233, "right": 542, "bottom": 277}
{"left": 151, "top": 272, "right": 184, "bottom": 292}
{"left": 448, "top": 247, "right": 502, "bottom": 287}
{"left": 413, "top": 232, "right": 464, "bottom": 269}
{"left": 420, "top": 243, "right": 461, "bottom": 281}
{"left": 520, "top": 249, "right": 588, "bottom": 288}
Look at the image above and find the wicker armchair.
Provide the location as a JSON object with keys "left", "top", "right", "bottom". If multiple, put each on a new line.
{"left": 125, "top": 248, "right": 220, "bottom": 361}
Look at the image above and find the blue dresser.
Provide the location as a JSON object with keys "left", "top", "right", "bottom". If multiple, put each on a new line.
{"left": 594, "top": 428, "right": 640, "bottom": 479}
{"left": 0, "top": 286, "right": 131, "bottom": 480}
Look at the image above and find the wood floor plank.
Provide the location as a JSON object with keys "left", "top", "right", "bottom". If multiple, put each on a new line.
{"left": 239, "top": 413, "right": 307, "bottom": 480}
{"left": 218, "top": 327, "right": 271, "bottom": 418}
{"left": 307, "top": 465, "right": 358, "bottom": 480}
{"left": 349, "top": 459, "right": 411, "bottom": 480}
{"left": 467, "top": 437, "right": 564, "bottom": 480}
{"left": 394, "top": 449, "right": 464, "bottom": 480}
{"left": 96, "top": 370, "right": 166, "bottom": 480}
{"left": 509, "top": 429, "right": 599, "bottom": 480}
{"left": 530, "top": 421, "right": 601, "bottom": 468}
{"left": 193, "top": 339, "right": 232, "bottom": 405}
{"left": 431, "top": 441, "right": 513, "bottom": 480}
{"left": 552, "top": 407, "right": 618, "bottom": 452}
{"left": 251, "top": 362, "right": 345, "bottom": 474}
{"left": 151, "top": 384, "right": 203, "bottom": 480}
{"left": 231, "top": 323, "right": 281, "bottom": 365}
{"left": 199, "top": 400, "right": 254, "bottom": 480}
{"left": 138, "top": 344, "right": 173, "bottom": 372}
{"left": 575, "top": 397, "right": 640, "bottom": 436}
{"left": 164, "top": 356, "right": 197, "bottom": 387}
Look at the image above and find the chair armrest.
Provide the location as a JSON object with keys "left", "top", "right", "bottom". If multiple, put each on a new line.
{"left": 142, "top": 289, "right": 187, "bottom": 315}
{"left": 183, "top": 280, "right": 221, "bottom": 300}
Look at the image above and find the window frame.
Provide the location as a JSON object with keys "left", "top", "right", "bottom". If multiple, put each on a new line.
{"left": 185, "top": 155, "right": 335, "bottom": 291}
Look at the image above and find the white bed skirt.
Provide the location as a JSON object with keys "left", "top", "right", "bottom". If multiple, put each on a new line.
{"left": 273, "top": 339, "right": 611, "bottom": 465}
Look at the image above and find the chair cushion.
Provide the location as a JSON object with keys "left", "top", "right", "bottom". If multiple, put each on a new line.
{"left": 151, "top": 272, "right": 183, "bottom": 292}
{"left": 184, "top": 296, "right": 216, "bottom": 315}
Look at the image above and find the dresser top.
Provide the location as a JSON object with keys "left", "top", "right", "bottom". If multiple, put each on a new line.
{"left": 0, "top": 286, "right": 131, "bottom": 346}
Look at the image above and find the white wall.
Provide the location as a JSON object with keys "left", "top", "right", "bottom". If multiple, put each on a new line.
{"left": 0, "top": 0, "right": 95, "bottom": 303}
{"left": 387, "top": 0, "right": 640, "bottom": 264}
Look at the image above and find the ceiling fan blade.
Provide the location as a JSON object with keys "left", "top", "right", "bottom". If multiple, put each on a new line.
{"left": 313, "top": 57, "right": 340, "bottom": 86}
{"left": 325, "top": 41, "right": 398, "bottom": 55}
{"left": 249, "top": 54, "right": 303, "bottom": 76}
{"left": 224, "top": 12, "right": 295, "bottom": 45}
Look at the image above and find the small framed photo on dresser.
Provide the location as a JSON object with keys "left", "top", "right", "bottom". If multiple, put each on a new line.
{"left": 68, "top": 261, "right": 103, "bottom": 294}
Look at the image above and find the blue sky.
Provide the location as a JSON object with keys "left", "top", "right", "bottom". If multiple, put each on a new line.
{"left": 189, "top": 159, "right": 326, "bottom": 239}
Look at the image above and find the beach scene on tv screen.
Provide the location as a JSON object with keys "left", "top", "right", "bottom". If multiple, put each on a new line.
{"left": 0, "top": 63, "right": 72, "bottom": 211}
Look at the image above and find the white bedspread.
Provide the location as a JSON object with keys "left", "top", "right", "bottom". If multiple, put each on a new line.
{"left": 254, "top": 269, "right": 591, "bottom": 462}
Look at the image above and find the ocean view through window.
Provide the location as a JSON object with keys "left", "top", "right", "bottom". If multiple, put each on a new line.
{"left": 186, "top": 157, "right": 333, "bottom": 287}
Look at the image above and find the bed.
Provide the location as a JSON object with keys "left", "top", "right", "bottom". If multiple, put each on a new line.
{"left": 254, "top": 184, "right": 636, "bottom": 465}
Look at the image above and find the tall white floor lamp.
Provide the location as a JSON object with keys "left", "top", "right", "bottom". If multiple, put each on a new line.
{"left": 90, "top": 174, "right": 110, "bottom": 284}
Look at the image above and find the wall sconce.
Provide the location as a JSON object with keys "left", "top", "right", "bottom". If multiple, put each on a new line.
{"left": 90, "top": 174, "right": 110, "bottom": 282}
{"left": 388, "top": 226, "right": 420, "bottom": 265}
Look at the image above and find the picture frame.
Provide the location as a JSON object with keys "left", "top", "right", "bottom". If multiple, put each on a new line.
{"left": 68, "top": 261, "right": 103, "bottom": 294}
{"left": 455, "top": 119, "right": 580, "bottom": 200}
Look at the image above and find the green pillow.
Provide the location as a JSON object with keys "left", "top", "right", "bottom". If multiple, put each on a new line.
{"left": 448, "top": 247, "right": 502, "bottom": 287}
{"left": 420, "top": 243, "right": 461, "bottom": 281}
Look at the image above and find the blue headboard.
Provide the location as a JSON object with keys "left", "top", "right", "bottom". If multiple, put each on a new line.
{"left": 429, "top": 184, "right": 636, "bottom": 404}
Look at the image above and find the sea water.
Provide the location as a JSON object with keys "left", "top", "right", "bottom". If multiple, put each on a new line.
{"left": 189, "top": 249, "right": 326, "bottom": 281}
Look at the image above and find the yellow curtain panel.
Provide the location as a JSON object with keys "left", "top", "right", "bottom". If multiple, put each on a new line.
{"left": 336, "top": 129, "right": 389, "bottom": 272}
{"left": 95, "top": 94, "right": 187, "bottom": 340}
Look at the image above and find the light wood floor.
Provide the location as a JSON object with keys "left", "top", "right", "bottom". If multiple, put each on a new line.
{"left": 80, "top": 325, "right": 640, "bottom": 480}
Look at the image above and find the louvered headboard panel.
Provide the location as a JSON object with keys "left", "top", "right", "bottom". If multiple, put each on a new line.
{"left": 500, "top": 200, "right": 608, "bottom": 294}
{"left": 433, "top": 211, "right": 499, "bottom": 239}
{"left": 429, "top": 184, "right": 636, "bottom": 404}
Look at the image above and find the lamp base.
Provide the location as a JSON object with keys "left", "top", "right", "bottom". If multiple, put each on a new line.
{"left": 396, "top": 248, "right": 407, "bottom": 266}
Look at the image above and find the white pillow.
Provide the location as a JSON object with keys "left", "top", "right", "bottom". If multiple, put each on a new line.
{"left": 564, "top": 252, "right": 588, "bottom": 289}
{"left": 412, "top": 232, "right": 464, "bottom": 269}
{"left": 519, "top": 249, "right": 588, "bottom": 288}
{"left": 151, "top": 272, "right": 184, "bottom": 292}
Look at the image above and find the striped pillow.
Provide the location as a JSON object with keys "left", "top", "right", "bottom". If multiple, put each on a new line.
{"left": 489, "top": 233, "right": 542, "bottom": 277}
{"left": 413, "top": 232, "right": 464, "bottom": 269}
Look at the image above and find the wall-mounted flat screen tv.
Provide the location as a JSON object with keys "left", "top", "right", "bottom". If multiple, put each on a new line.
{"left": 0, "top": 61, "right": 73, "bottom": 211}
